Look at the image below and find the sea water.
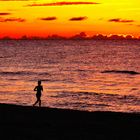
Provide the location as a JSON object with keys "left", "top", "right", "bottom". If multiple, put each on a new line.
{"left": 0, "top": 39, "right": 140, "bottom": 112}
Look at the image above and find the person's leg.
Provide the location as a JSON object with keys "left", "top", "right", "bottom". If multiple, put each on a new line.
{"left": 39, "top": 99, "right": 41, "bottom": 107}
{"left": 33, "top": 95, "right": 39, "bottom": 106}
{"left": 33, "top": 99, "right": 38, "bottom": 106}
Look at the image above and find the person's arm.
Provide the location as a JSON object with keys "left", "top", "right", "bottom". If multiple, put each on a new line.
{"left": 34, "top": 86, "right": 37, "bottom": 91}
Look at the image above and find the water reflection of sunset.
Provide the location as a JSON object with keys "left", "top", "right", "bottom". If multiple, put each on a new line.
{"left": 0, "top": 0, "right": 140, "bottom": 38}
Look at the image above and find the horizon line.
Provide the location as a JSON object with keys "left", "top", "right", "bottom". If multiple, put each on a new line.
{"left": 0, "top": 33, "right": 140, "bottom": 40}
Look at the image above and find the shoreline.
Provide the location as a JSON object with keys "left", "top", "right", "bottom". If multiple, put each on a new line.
{"left": 1, "top": 103, "right": 140, "bottom": 139}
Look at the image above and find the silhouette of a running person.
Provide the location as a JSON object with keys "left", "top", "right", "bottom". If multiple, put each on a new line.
{"left": 33, "top": 80, "right": 43, "bottom": 107}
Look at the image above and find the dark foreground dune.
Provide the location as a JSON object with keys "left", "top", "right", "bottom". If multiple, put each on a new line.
{"left": 1, "top": 103, "right": 140, "bottom": 140}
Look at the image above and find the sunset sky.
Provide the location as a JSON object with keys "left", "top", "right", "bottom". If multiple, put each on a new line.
{"left": 0, "top": 0, "right": 140, "bottom": 38}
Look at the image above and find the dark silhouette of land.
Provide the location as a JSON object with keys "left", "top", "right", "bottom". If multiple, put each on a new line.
{"left": 1, "top": 103, "right": 140, "bottom": 140}
{"left": 0, "top": 32, "right": 140, "bottom": 40}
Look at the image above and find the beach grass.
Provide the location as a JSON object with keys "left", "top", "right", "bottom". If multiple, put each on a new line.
{"left": 0, "top": 103, "right": 140, "bottom": 140}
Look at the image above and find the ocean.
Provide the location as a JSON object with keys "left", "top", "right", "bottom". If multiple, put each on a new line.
{"left": 0, "top": 39, "right": 140, "bottom": 112}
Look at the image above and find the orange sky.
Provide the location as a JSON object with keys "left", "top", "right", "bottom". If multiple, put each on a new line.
{"left": 0, "top": 0, "right": 140, "bottom": 38}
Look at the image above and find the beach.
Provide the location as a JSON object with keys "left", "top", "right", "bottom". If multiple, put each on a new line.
{"left": 1, "top": 103, "right": 140, "bottom": 140}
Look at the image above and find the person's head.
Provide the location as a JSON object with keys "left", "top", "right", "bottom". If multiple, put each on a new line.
{"left": 38, "top": 80, "right": 41, "bottom": 85}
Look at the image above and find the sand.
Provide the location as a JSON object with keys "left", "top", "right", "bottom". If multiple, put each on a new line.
{"left": 0, "top": 103, "right": 140, "bottom": 140}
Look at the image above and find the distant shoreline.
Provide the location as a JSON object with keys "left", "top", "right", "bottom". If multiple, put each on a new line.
{"left": 0, "top": 33, "right": 140, "bottom": 41}
{"left": 0, "top": 38, "right": 140, "bottom": 41}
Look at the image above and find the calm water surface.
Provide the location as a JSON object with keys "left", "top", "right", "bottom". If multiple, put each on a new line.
{"left": 0, "top": 40, "right": 140, "bottom": 112}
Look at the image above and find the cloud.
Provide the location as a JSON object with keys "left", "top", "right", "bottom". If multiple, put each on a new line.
{"left": 108, "top": 18, "right": 134, "bottom": 23}
{"left": 0, "top": 13, "right": 11, "bottom": 16}
{"left": 127, "top": 24, "right": 133, "bottom": 26}
{"left": 39, "top": 17, "right": 57, "bottom": 21}
{"left": 0, "top": 17, "right": 26, "bottom": 22}
{"left": 69, "top": 16, "right": 87, "bottom": 21}
{"left": 27, "top": 2, "right": 99, "bottom": 6}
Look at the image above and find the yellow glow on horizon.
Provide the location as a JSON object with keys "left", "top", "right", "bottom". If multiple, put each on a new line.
{"left": 0, "top": 0, "right": 140, "bottom": 38}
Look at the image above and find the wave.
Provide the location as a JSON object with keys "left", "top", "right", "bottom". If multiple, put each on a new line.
{"left": 54, "top": 102, "right": 110, "bottom": 108}
{"left": 101, "top": 70, "right": 139, "bottom": 75}
{"left": 0, "top": 71, "right": 50, "bottom": 76}
{"left": 51, "top": 91, "right": 120, "bottom": 99}
{"left": 38, "top": 72, "right": 50, "bottom": 76}
{"left": 52, "top": 91, "right": 140, "bottom": 102}
{"left": 0, "top": 71, "right": 36, "bottom": 76}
